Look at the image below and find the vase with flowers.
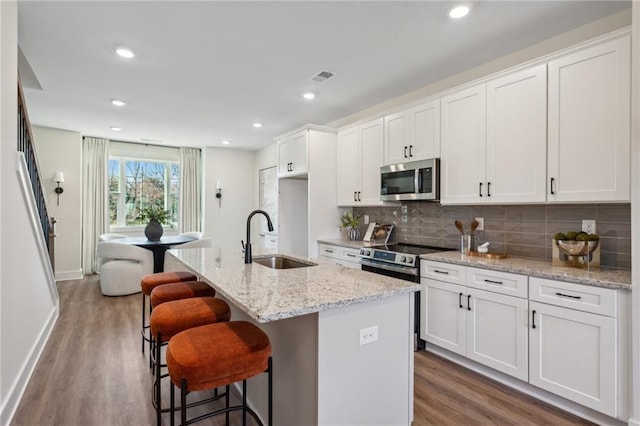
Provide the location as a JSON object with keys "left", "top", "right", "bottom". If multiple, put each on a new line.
{"left": 140, "top": 206, "right": 171, "bottom": 241}
{"left": 340, "top": 211, "right": 362, "bottom": 241}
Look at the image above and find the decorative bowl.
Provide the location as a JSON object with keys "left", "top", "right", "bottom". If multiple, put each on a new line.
{"left": 556, "top": 240, "right": 599, "bottom": 256}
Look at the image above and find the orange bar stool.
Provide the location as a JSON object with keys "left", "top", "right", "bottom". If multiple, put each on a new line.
{"left": 166, "top": 321, "right": 272, "bottom": 426}
{"left": 140, "top": 271, "right": 198, "bottom": 356}
{"left": 150, "top": 281, "right": 215, "bottom": 308}
{"left": 150, "top": 297, "right": 231, "bottom": 423}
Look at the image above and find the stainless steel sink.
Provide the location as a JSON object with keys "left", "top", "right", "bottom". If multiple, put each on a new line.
{"left": 253, "top": 255, "right": 316, "bottom": 269}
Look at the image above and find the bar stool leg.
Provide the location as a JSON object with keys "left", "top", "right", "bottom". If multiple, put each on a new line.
{"left": 268, "top": 357, "right": 273, "bottom": 426}
{"left": 141, "top": 293, "right": 146, "bottom": 354}
{"left": 225, "top": 385, "right": 230, "bottom": 425}
{"left": 170, "top": 379, "right": 175, "bottom": 426}
{"left": 181, "top": 379, "right": 187, "bottom": 426}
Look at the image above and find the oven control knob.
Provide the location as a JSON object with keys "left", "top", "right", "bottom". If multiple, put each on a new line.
{"left": 362, "top": 250, "right": 370, "bottom": 256}
{"left": 400, "top": 256, "right": 406, "bottom": 262}
{"left": 406, "top": 257, "right": 414, "bottom": 264}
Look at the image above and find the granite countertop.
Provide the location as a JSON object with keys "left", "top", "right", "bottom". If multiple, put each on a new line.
{"left": 422, "top": 251, "right": 631, "bottom": 291}
{"left": 167, "top": 246, "right": 420, "bottom": 323}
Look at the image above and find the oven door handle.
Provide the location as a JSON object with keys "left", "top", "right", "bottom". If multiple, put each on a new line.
{"left": 360, "top": 259, "right": 419, "bottom": 276}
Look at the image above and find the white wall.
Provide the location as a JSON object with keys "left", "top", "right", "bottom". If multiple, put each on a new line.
{"left": 253, "top": 144, "right": 277, "bottom": 246}
{"left": 202, "top": 148, "right": 256, "bottom": 248}
{"left": 1, "top": 3, "right": 59, "bottom": 425}
{"left": 32, "top": 126, "right": 82, "bottom": 281}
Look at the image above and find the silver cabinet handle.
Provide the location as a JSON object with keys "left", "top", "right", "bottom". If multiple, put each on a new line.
{"left": 484, "top": 279, "right": 503, "bottom": 285}
{"left": 433, "top": 269, "right": 449, "bottom": 275}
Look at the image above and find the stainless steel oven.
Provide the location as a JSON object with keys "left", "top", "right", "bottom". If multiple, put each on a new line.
{"left": 360, "top": 243, "right": 453, "bottom": 350}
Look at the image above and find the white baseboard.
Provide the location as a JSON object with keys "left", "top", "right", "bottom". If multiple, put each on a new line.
{"left": 55, "top": 269, "right": 83, "bottom": 281}
{"left": 628, "top": 419, "right": 640, "bottom": 426}
{"left": 0, "top": 305, "right": 59, "bottom": 426}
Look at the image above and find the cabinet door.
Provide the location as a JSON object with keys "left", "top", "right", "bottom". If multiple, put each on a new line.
{"left": 384, "top": 111, "right": 410, "bottom": 165}
{"left": 358, "top": 118, "right": 384, "bottom": 204}
{"left": 486, "top": 64, "right": 547, "bottom": 203}
{"left": 548, "top": 36, "right": 631, "bottom": 202}
{"left": 337, "top": 128, "right": 360, "bottom": 206}
{"left": 466, "top": 288, "right": 529, "bottom": 381}
{"left": 529, "top": 301, "right": 616, "bottom": 416}
{"left": 411, "top": 99, "right": 440, "bottom": 161}
{"left": 277, "top": 137, "right": 293, "bottom": 177}
{"left": 440, "top": 84, "right": 487, "bottom": 204}
{"left": 291, "top": 131, "right": 308, "bottom": 175}
{"left": 421, "top": 279, "right": 466, "bottom": 356}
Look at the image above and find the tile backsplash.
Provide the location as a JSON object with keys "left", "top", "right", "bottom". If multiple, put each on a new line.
{"left": 356, "top": 203, "right": 631, "bottom": 270}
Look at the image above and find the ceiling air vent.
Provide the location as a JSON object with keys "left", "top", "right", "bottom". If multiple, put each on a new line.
{"left": 310, "top": 70, "right": 335, "bottom": 83}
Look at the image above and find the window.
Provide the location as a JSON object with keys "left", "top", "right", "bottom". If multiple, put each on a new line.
{"left": 109, "top": 158, "right": 179, "bottom": 228}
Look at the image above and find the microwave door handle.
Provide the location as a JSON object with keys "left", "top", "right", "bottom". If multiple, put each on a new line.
{"left": 416, "top": 169, "right": 422, "bottom": 193}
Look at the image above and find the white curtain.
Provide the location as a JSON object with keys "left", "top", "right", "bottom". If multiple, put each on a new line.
{"left": 82, "top": 137, "right": 109, "bottom": 274}
{"left": 179, "top": 147, "right": 202, "bottom": 233}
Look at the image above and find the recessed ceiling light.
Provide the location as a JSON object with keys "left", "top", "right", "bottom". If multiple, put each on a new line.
{"left": 303, "top": 92, "right": 315, "bottom": 100}
{"left": 116, "top": 47, "right": 135, "bottom": 58}
{"left": 111, "top": 99, "right": 127, "bottom": 107}
{"left": 110, "top": 126, "right": 122, "bottom": 131}
{"left": 222, "top": 140, "right": 230, "bottom": 145}
{"left": 449, "top": 5, "right": 469, "bottom": 19}
{"left": 253, "top": 123, "right": 262, "bottom": 128}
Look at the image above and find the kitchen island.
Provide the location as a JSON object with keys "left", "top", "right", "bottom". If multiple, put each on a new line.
{"left": 166, "top": 246, "right": 419, "bottom": 425}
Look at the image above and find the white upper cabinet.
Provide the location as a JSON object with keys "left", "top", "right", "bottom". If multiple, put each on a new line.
{"left": 441, "top": 64, "right": 547, "bottom": 204}
{"left": 486, "top": 64, "right": 547, "bottom": 203}
{"left": 277, "top": 130, "right": 308, "bottom": 178}
{"left": 384, "top": 99, "right": 440, "bottom": 165}
{"left": 547, "top": 35, "right": 631, "bottom": 202}
{"left": 337, "top": 118, "right": 384, "bottom": 206}
{"left": 440, "top": 83, "right": 487, "bottom": 204}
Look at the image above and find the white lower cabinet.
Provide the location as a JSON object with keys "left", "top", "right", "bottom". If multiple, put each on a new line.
{"left": 529, "top": 278, "right": 618, "bottom": 417}
{"left": 421, "top": 262, "right": 529, "bottom": 381}
{"left": 422, "top": 262, "right": 626, "bottom": 419}
{"left": 318, "top": 243, "right": 361, "bottom": 269}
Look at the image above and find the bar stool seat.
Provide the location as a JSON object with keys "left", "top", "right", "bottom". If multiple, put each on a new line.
{"left": 140, "top": 271, "right": 198, "bottom": 357}
{"left": 150, "top": 297, "right": 231, "bottom": 423}
{"left": 150, "top": 281, "right": 215, "bottom": 308}
{"left": 166, "top": 321, "right": 272, "bottom": 425}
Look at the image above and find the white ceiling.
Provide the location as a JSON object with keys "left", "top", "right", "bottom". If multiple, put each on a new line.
{"left": 18, "top": 1, "right": 630, "bottom": 151}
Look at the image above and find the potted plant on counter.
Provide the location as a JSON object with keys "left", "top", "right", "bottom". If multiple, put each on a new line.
{"left": 140, "top": 206, "right": 171, "bottom": 241}
{"left": 340, "top": 211, "right": 362, "bottom": 241}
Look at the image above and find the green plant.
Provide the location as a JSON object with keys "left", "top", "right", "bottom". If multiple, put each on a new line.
{"left": 139, "top": 206, "right": 171, "bottom": 225}
{"left": 340, "top": 211, "right": 362, "bottom": 229}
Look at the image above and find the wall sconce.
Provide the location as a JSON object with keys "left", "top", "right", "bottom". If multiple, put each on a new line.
{"left": 52, "top": 171, "right": 65, "bottom": 206}
{"left": 216, "top": 180, "right": 222, "bottom": 208}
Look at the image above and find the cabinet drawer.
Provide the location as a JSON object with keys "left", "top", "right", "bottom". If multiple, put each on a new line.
{"left": 421, "top": 261, "right": 465, "bottom": 285}
{"left": 529, "top": 277, "right": 616, "bottom": 317}
{"left": 340, "top": 247, "right": 361, "bottom": 264}
{"left": 318, "top": 244, "right": 340, "bottom": 259}
{"left": 466, "top": 267, "right": 528, "bottom": 299}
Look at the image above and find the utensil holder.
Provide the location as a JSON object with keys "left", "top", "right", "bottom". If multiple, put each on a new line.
{"left": 460, "top": 234, "right": 474, "bottom": 253}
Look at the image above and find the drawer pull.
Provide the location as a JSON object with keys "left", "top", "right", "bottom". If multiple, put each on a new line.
{"left": 555, "top": 292, "right": 582, "bottom": 300}
{"left": 458, "top": 292, "right": 463, "bottom": 308}
{"left": 532, "top": 310, "right": 536, "bottom": 329}
{"left": 346, "top": 253, "right": 356, "bottom": 258}
{"left": 484, "top": 279, "right": 503, "bottom": 285}
{"left": 433, "top": 269, "right": 449, "bottom": 275}
{"left": 324, "top": 249, "right": 334, "bottom": 254}
{"left": 467, "top": 295, "right": 472, "bottom": 311}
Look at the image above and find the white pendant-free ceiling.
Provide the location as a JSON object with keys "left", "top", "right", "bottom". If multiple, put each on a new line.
{"left": 18, "top": 1, "right": 629, "bottom": 150}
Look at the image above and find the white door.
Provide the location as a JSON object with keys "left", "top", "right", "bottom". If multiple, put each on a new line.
{"left": 547, "top": 36, "right": 631, "bottom": 202}
{"left": 384, "top": 110, "right": 410, "bottom": 165}
{"left": 358, "top": 118, "right": 384, "bottom": 204}
{"left": 411, "top": 99, "right": 441, "bottom": 161}
{"left": 440, "top": 84, "right": 487, "bottom": 204}
{"left": 277, "top": 137, "right": 293, "bottom": 176}
{"left": 421, "top": 279, "right": 466, "bottom": 356}
{"left": 486, "top": 64, "right": 547, "bottom": 203}
{"left": 337, "top": 128, "right": 360, "bottom": 206}
{"left": 466, "top": 288, "right": 529, "bottom": 381}
{"left": 291, "top": 131, "right": 308, "bottom": 175}
{"left": 529, "top": 301, "right": 617, "bottom": 416}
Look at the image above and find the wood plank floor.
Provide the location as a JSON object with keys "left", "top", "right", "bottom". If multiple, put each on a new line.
{"left": 11, "top": 276, "right": 593, "bottom": 425}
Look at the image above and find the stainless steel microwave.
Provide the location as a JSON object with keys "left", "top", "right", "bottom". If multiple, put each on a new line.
{"left": 380, "top": 159, "right": 440, "bottom": 201}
